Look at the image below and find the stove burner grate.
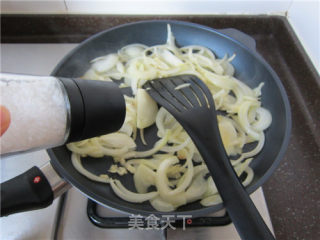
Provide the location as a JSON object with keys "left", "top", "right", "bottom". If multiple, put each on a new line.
{"left": 87, "top": 199, "right": 231, "bottom": 229}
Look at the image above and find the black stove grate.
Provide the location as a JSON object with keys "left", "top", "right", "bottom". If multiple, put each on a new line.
{"left": 87, "top": 199, "right": 231, "bottom": 229}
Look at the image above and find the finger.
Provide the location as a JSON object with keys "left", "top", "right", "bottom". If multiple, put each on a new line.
{"left": 0, "top": 105, "right": 11, "bottom": 136}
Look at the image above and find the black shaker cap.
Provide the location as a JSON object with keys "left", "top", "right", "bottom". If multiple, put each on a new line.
{"left": 59, "top": 78, "right": 126, "bottom": 142}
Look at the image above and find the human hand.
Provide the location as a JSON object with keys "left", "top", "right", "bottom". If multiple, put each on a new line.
{"left": 0, "top": 105, "right": 11, "bottom": 136}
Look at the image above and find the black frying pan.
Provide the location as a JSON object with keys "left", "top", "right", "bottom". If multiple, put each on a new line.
{"left": 1, "top": 20, "right": 291, "bottom": 224}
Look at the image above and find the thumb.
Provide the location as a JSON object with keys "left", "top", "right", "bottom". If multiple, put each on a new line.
{"left": 0, "top": 105, "right": 11, "bottom": 136}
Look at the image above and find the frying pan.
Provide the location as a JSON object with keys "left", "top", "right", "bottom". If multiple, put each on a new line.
{"left": 1, "top": 20, "right": 291, "bottom": 222}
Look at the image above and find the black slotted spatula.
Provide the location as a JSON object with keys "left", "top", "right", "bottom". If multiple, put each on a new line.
{"left": 143, "top": 75, "right": 275, "bottom": 240}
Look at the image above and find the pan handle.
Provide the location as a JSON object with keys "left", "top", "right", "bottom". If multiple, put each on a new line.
{"left": 0, "top": 163, "right": 70, "bottom": 216}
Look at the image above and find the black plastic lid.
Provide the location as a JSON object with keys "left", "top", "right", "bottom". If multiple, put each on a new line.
{"left": 59, "top": 78, "right": 126, "bottom": 142}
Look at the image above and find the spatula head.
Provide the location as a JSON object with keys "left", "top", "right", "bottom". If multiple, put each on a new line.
{"left": 143, "top": 75, "right": 215, "bottom": 117}
{"left": 143, "top": 74, "right": 222, "bottom": 145}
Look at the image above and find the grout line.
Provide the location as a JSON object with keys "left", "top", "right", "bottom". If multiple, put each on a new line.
{"left": 63, "top": 0, "right": 69, "bottom": 12}
{"left": 286, "top": 0, "right": 295, "bottom": 16}
{"left": 51, "top": 193, "right": 68, "bottom": 240}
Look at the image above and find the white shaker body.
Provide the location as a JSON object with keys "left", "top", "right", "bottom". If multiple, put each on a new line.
{"left": 0, "top": 73, "right": 70, "bottom": 155}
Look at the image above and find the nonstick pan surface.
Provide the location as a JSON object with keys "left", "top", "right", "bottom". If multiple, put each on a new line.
{"left": 47, "top": 20, "right": 291, "bottom": 217}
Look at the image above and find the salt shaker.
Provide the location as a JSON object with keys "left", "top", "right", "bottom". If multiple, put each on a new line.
{"left": 0, "top": 73, "right": 126, "bottom": 155}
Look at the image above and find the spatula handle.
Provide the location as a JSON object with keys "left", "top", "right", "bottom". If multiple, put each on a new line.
{"left": 190, "top": 123, "right": 275, "bottom": 240}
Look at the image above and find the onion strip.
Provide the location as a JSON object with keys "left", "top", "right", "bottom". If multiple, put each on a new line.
{"left": 110, "top": 179, "right": 158, "bottom": 203}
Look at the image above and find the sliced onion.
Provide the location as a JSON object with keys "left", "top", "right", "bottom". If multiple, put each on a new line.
{"left": 202, "top": 176, "right": 218, "bottom": 198}
{"left": 99, "top": 133, "right": 136, "bottom": 149}
{"left": 242, "top": 167, "right": 254, "bottom": 187}
{"left": 150, "top": 196, "right": 175, "bottom": 212}
{"left": 252, "top": 107, "right": 272, "bottom": 131}
{"left": 134, "top": 164, "right": 156, "bottom": 193}
{"left": 155, "top": 156, "right": 179, "bottom": 196}
{"left": 200, "top": 195, "right": 222, "bottom": 206}
{"left": 136, "top": 88, "right": 158, "bottom": 129}
{"left": 156, "top": 154, "right": 193, "bottom": 196}
{"left": 232, "top": 133, "right": 265, "bottom": 165}
{"left": 91, "top": 54, "right": 119, "bottom": 73}
{"left": 71, "top": 153, "right": 110, "bottom": 183}
{"left": 238, "top": 100, "right": 261, "bottom": 140}
{"left": 110, "top": 179, "right": 158, "bottom": 203}
{"left": 161, "top": 137, "right": 191, "bottom": 153}
{"left": 160, "top": 49, "right": 183, "bottom": 67}
{"left": 119, "top": 44, "right": 147, "bottom": 60}
{"left": 185, "top": 171, "right": 207, "bottom": 203}
{"left": 217, "top": 115, "right": 239, "bottom": 156}
{"left": 125, "top": 130, "right": 171, "bottom": 159}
